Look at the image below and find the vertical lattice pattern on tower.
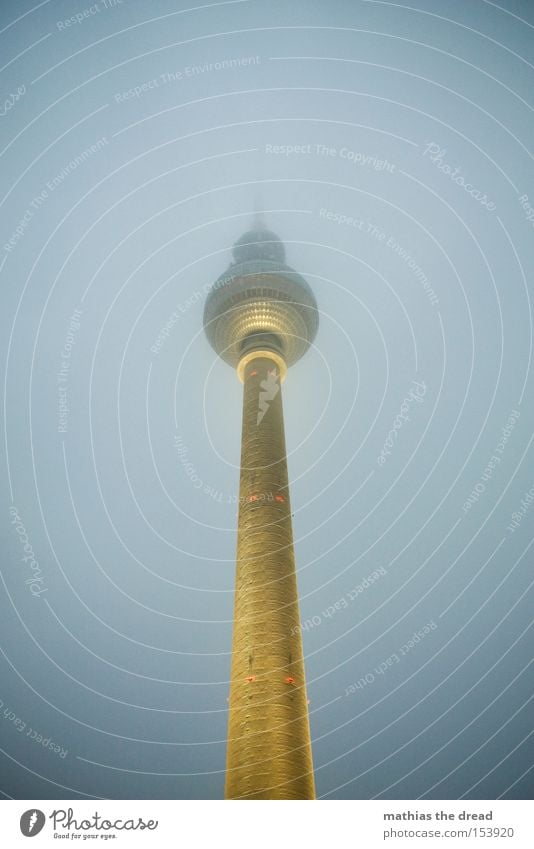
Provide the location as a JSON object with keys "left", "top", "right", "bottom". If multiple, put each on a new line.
{"left": 225, "top": 355, "right": 315, "bottom": 800}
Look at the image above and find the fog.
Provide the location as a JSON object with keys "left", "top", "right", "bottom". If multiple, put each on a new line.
{"left": 1, "top": 0, "right": 533, "bottom": 799}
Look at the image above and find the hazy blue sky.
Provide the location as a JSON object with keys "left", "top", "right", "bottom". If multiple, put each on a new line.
{"left": 1, "top": 0, "right": 533, "bottom": 800}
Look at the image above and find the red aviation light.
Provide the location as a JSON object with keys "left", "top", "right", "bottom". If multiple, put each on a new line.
{"left": 247, "top": 494, "right": 259, "bottom": 502}
{"left": 246, "top": 676, "right": 256, "bottom": 683}
{"left": 249, "top": 370, "right": 258, "bottom": 377}
{"left": 285, "top": 677, "right": 295, "bottom": 685}
{"left": 275, "top": 495, "right": 285, "bottom": 502}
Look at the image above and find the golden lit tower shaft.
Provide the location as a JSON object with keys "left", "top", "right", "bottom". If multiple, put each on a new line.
{"left": 203, "top": 222, "right": 319, "bottom": 800}
{"left": 225, "top": 352, "right": 315, "bottom": 799}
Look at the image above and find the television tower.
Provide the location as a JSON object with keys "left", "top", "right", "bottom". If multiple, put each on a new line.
{"left": 204, "top": 217, "right": 318, "bottom": 799}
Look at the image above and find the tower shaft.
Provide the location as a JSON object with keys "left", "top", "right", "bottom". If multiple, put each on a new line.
{"left": 225, "top": 354, "right": 315, "bottom": 800}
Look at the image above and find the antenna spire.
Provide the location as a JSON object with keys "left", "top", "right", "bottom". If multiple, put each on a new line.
{"left": 252, "top": 194, "right": 265, "bottom": 229}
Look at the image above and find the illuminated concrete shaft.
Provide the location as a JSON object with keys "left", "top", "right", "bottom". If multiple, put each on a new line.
{"left": 225, "top": 353, "right": 315, "bottom": 800}
{"left": 203, "top": 222, "right": 318, "bottom": 799}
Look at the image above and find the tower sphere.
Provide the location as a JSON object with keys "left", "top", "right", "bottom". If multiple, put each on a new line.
{"left": 232, "top": 228, "right": 286, "bottom": 264}
{"left": 203, "top": 226, "right": 318, "bottom": 371}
